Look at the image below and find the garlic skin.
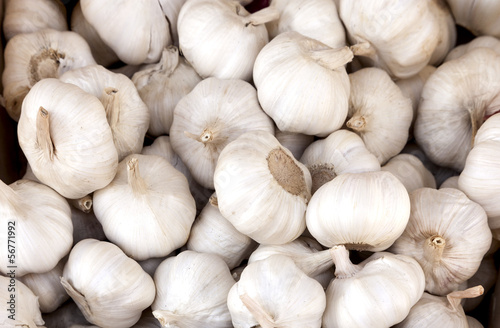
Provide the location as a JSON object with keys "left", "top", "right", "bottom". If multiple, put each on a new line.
{"left": 306, "top": 171, "right": 410, "bottom": 252}
{"left": 18, "top": 78, "right": 118, "bottom": 199}
{"left": 339, "top": 0, "right": 455, "bottom": 79}
{"left": 447, "top": 0, "right": 500, "bottom": 38}
{"left": 93, "top": 154, "right": 196, "bottom": 261}
{"left": 80, "top": 0, "right": 170, "bottom": 65}
{"left": 227, "top": 254, "right": 326, "bottom": 328}
{"left": 214, "top": 131, "right": 312, "bottom": 245}
{"left": 346, "top": 67, "right": 413, "bottom": 164}
{"left": 152, "top": 251, "right": 235, "bottom": 328}
{"left": 178, "top": 0, "right": 278, "bottom": 81}
{"left": 0, "top": 179, "right": 72, "bottom": 277}
{"left": 445, "top": 36, "right": 500, "bottom": 62}
{"left": 390, "top": 188, "right": 492, "bottom": 295}
{"left": 158, "top": 0, "right": 186, "bottom": 46}
{"left": 381, "top": 154, "right": 436, "bottom": 193}
{"left": 3, "top": 0, "right": 67, "bottom": 41}
{"left": 2, "top": 29, "right": 96, "bottom": 121}
{"left": 1, "top": 276, "right": 44, "bottom": 328}
{"left": 275, "top": 129, "right": 314, "bottom": 160}
{"left": 414, "top": 48, "right": 500, "bottom": 172}
{"left": 254, "top": 31, "right": 351, "bottom": 136}
{"left": 170, "top": 77, "right": 274, "bottom": 189}
{"left": 300, "top": 129, "right": 381, "bottom": 194}
{"left": 61, "top": 239, "right": 156, "bottom": 328}
{"left": 59, "top": 65, "right": 150, "bottom": 161}
{"left": 266, "top": 0, "right": 346, "bottom": 49}
{"left": 131, "top": 46, "right": 202, "bottom": 137}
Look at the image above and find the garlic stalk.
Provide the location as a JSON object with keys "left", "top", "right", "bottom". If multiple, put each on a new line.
{"left": 67, "top": 195, "right": 92, "bottom": 214}
{"left": 445, "top": 36, "right": 500, "bottom": 62}
{"left": 447, "top": 0, "right": 500, "bottom": 38}
{"left": 381, "top": 154, "right": 436, "bottom": 193}
{"left": 0, "top": 276, "right": 44, "bottom": 328}
{"left": 275, "top": 129, "right": 314, "bottom": 160}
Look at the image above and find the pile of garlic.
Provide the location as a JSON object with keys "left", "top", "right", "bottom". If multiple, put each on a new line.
{"left": 1, "top": 0, "right": 500, "bottom": 327}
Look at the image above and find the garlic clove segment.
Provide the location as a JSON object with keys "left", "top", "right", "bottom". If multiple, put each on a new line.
{"left": 158, "top": 0, "right": 186, "bottom": 46}
{"left": 1, "top": 276, "right": 45, "bottom": 327}
{"left": 440, "top": 175, "right": 459, "bottom": 189}
{"left": 447, "top": 0, "right": 500, "bottom": 38}
{"left": 445, "top": 35, "right": 500, "bottom": 62}
{"left": 214, "top": 131, "right": 312, "bottom": 245}
{"left": 381, "top": 153, "right": 436, "bottom": 193}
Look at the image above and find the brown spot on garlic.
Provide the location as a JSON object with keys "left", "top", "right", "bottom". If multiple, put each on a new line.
{"left": 307, "top": 163, "right": 336, "bottom": 194}
{"left": 267, "top": 148, "right": 309, "bottom": 200}
{"left": 36, "top": 106, "right": 55, "bottom": 161}
{"left": 28, "top": 48, "right": 65, "bottom": 85}
{"left": 346, "top": 115, "right": 367, "bottom": 131}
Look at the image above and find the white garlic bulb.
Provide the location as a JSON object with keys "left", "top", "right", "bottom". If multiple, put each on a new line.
{"left": 254, "top": 31, "right": 351, "bottom": 136}
{"left": 445, "top": 36, "right": 500, "bottom": 62}
{"left": 447, "top": 0, "right": 500, "bottom": 38}
{"left": 59, "top": 65, "right": 150, "bottom": 161}
{"left": 1, "top": 276, "right": 44, "bottom": 327}
{"left": 18, "top": 78, "right": 118, "bottom": 199}
{"left": 214, "top": 131, "right": 312, "bottom": 245}
{"left": 300, "top": 129, "right": 380, "bottom": 194}
{"left": 0, "top": 179, "right": 72, "bottom": 277}
{"left": 306, "top": 171, "right": 410, "bottom": 252}
{"left": 266, "top": 0, "right": 345, "bottom": 49}
{"left": 131, "top": 46, "right": 202, "bottom": 137}
{"left": 61, "top": 239, "right": 156, "bottom": 328}
{"left": 440, "top": 175, "right": 459, "bottom": 189}
{"left": 390, "top": 188, "right": 492, "bottom": 295}
{"left": 178, "top": 0, "right": 278, "bottom": 80}
{"left": 227, "top": 254, "right": 326, "bottom": 327}
{"left": 152, "top": 251, "right": 235, "bottom": 327}
{"left": 2, "top": 29, "right": 96, "bottom": 121}
{"left": 346, "top": 67, "right": 413, "bottom": 164}
{"left": 170, "top": 77, "right": 274, "bottom": 189}
{"left": 323, "top": 245, "right": 425, "bottom": 328}
{"left": 381, "top": 154, "right": 436, "bottom": 193}
{"left": 93, "top": 154, "right": 196, "bottom": 261}
{"left": 80, "top": 0, "right": 170, "bottom": 65}
{"left": 274, "top": 129, "right": 314, "bottom": 160}
{"left": 339, "top": 0, "right": 455, "bottom": 79}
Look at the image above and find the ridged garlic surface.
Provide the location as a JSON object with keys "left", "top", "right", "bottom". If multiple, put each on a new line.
{"left": 131, "top": 46, "right": 202, "bottom": 137}
{"left": 18, "top": 78, "right": 118, "bottom": 199}
{"left": 381, "top": 154, "right": 436, "bottom": 193}
{"left": 445, "top": 36, "right": 500, "bottom": 62}
{"left": 447, "top": 0, "right": 500, "bottom": 38}
{"left": 61, "top": 239, "right": 156, "bottom": 328}
{"left": 346, "top": 67, "right": 413, "bottom": 164}
{"left": 170, "top": 77, "right": 274, "bottom": 190}
{"left": 390, "top": 188, "right": 491, "bottom": 295}
{"left": 415, "top": 48, "right": 500, "bottom": 172}
{"left": 266, "top": 0, "right": 345, "bottom": 49}
{"left": 274, "top": 129, "right": 314, "bottom": 160}
{"left": 1, "top": 276, "right": 44, "bottom": 328}
{"left": 93, "top": 154, "right": 196, "bottom": 261}
{"left": 59, "top": 65, "right": 150, "bottom": 161}
{"left": 2, "top": 29, "right": 96, "bottom": 121}
{"left": 214, "top": 131, "right": 312, "bottom": 245}
{"left": 80, "top": 0, "right": 170, "bottom": 65}
{"left": 178, "top": 0, "right": 277, "bottom": 80}
{"left": 339, "top": 0, "right": 455, "bottom": 79}
{"left": 306, "top": 171, "right": 410, "bottom": 252}
{"left": 300, "top": 129, "right": 380, "bottom": 194}
{"left": 0, "top": 179, "right": 72, "bottom": 277}
{"left": 254, "top": 31, "right": 351, "bottom": 136}
{"left": 323, "top": 246, "right": 425, "bottom": 328}
{"left": 227, "top": 254, "right": 326, "bottom": 328}
{"left": 152, "top": 251, "right": 235, "bottom": 327}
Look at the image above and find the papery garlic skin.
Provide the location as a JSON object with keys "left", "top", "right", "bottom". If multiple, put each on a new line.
{"left": 0, "top": 276, "right": 44, "bottom": 328}
{"left": 254, "top": 31, "right": 351, "bottom": 136}
{"left": 381, "top": 154, "right": 436, "bottom": 193}
{"left": 227, "top": 254, "right": 326, "bottom": 328}
{"left": 214, "top": 131, "right": 312, "bottom": 245}
{"left": 447, "top": 0, "right": 500, "bottom": 38}
{"left": 275, "top": 129, "right": 314, "bottom": 160}
{"left": 18, "top": 78, "right": 118, "bottom": 199}
{"left": 445, "top": 36, "right": 500, "bottom": 62}
{"left": 61, "top": 239, "right": 156, "bottom": 328}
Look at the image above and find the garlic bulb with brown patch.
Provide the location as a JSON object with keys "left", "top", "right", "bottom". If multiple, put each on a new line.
{"left": 1, "top": 276, "right": 44, "bottom": 327}
{"left": 445, "top": 36, "right": 500, "bottom": 62}
{"left": 381, "top": 154, "right": 436, "bottom": 193}
{"left": 447, "top": 0, "right": 500, "bottom": 38}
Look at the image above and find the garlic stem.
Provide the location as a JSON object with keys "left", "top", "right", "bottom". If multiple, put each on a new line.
{"left": 330, "top": 245, "right": 361, "bottom": 279}
{"left": 127, "top": 157, "right": 148, "bottom": 195}
{"left": 161, "top": 46, "right": 180, "bottom": 75}
{"left": 423, "top": 235, "right": 446, "bottom": 263}
{"left": 152, "top": 310, "right": 182, "bottom": 326}
{"left": 209, "top": 194, "right": 218, "bottom": 207}
{"left": 184, "top": 129, "right": 214, "bottom": 143}
{"left": 102, "top": 87, "right": 120, "bottom": 128}
{"left": 36, "top": 106, "right": 55, "bottom": 161}
{"left": 447, "top": 285, "right": 484, "bottom": 312}
{"left": 295, "top": 249, "right": 334, "bottom": 277}
{"left": 309, "top": 46, "right": 354, "bottom": 70}
{"left": 351, "top": 42, "right": 377, "bottom": 59}
{"left": 245, "top": 7, "right": 279, "bottom": 26}
{"left": 469, "top": 108, "right": 483, "bottom": 148}
{"left": 68, "top": 195, "right": 93, "bottom": 213}
{"left": 239, "top": 293, "right": 275, "bottom": 328}
{"left": 60, "top": 277, "right": 93, "bottom": 320}
{"left": 346, "top": 115, "right": 367, "bottom": 131}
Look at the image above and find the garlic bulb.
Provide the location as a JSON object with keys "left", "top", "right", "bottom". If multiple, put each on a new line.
{"left": 151, "top": 251, "right": 235, "bottom": 327}
{"left": 447, "top": 0, "right": 500, "bottom": 38}
{"left": 323, "top": 245, "right": 425, "bottom": 328}
{"left": 445, "top": 36, "right": 500, "bottom": 62}
{"left": 227, "top": 254, "right": 326, "bottom": 327}
{"left": 61, "top": 239, "right": 156, "bottom": 328}
{"left": 59, "top": 65, "right": 150, "bottom": 160}
{"left": 300, "top": 129, "right": 380, "bottom": 194}
{"left": 395, "top": 286, "right": 484, "bottom": 328}
{"left": 463, "top": 255, "right": 497, "bottom": 312}
{"left": 18, "top": 78, "right": 118, "bottom": 199}
{"left": 178, "top": 0, "right": 278, "bottom": 80}
{"left": 3, "top": 0, "right": 67, "bottom": 41}
{"left": 339, "top": 0, "right": 455, "bottom": 79}
{"left": 381, "top": 154, "right": 436, "bottom": 193}
{"left": 131, "top": 46, "right": 202, "bottom": 137}
{"left": 306, "top": 171, "right": 410, "bottom": 252}
{"left": 390, "top": 188, "right": 492, "bottom": 295}
{"left": 440, "top": 175, "right": 459, "bottom": 189}
{"left": 2, "top": 29, "right": 96, "bottom": 121}
{"left": 71, "top": 207, "right": 106, "bottom": 246}
{"left": 158, "top": 0, "right": 186, "bottom": 46}
{"left": 93, "top": 154, "right": 196, "bottom": 261}
{"left": 80, "top": 0, "right": 170, "bottom": 65}
{"left": 1, "top": 276, "right": 44, "bottom": 328}
{"left": 0, "top": 179, "right": 72, "bottom": 277}
{"left": 214, "top": 131, "right": 312, "bottom": 245}
{"left": 274, "top": 129, "right": 314, "bottom": 160}
{"left": 254, "top": 31, "right": 351, "bottom": 136}
{"left": 346, "top": 67, "right": 413, "bottom": 164}
{"left": 266, "top": 0, "right": 345, "bottom": 49}
{"left": 414, "top": 48, "right": 500, "bottom": 172}
{"left": 170, "top": 77, "right": 274, "bottom": 189}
